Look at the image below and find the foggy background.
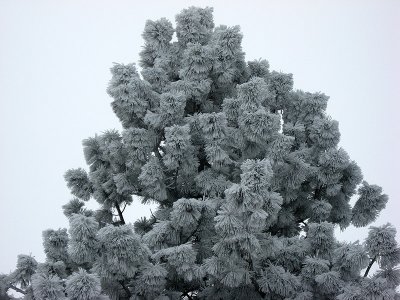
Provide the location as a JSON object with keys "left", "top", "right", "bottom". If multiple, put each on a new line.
{"left": 1, "top": 0, "right": 399, "bottom": 276}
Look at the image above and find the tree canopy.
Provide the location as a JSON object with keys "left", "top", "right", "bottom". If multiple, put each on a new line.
{"left": 1, "top": 6, "right": 399, "bottom": 300}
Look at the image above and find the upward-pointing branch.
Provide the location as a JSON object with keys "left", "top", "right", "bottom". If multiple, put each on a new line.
{"left": 363, "top": 255, "right": 377, "bottom": 277}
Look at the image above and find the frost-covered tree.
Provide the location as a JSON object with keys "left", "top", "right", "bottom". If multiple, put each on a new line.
{"left": 3, "top": 6, "right": 399, "bottom": 300}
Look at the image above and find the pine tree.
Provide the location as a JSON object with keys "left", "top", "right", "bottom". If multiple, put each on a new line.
{"left": 2, "top": 6, "right": 399, "bottom": 300}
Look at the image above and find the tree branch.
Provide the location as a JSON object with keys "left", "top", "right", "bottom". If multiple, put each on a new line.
{"left": 182, "top": 217, "right": 203, "bottom": 244}
{"left": 173, "top": 169, "right": 179, "bottom": 194}
{"left": 119, "top": 280, "right": 132, "bottom": 298}
{"left": 197, "top": 146, "right": 211, "bottom": 172}
{"left": 154, "top": 147, "right": 165, "bottom": 167}
{"left": 243, "top": 252, "right": 266, "bottom": 298}
{"left": 120, "top": 202, "right": 127, "bottom": 213}
{"left": 363, "top": 255, "right": 377, "bottom": 277}
{"left": 150, "top": 209, "right": 157, "bottom": 221}
{"left": 153, "top": 146, "right": 178, "bottom": 204}
{"left": 251, "top": 276, "right": 266, "bottom": 298}
{"left": 115, "top": 202, "right": 125, "bottom": 225}
{"left": 8, "top": 284, "right": 26, "bottom": 295}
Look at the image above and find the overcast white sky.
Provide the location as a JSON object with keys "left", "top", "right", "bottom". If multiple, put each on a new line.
{"left": 1, "top": 0, "right": 399, "bottom": 275}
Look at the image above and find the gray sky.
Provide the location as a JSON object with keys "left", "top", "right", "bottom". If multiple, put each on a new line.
{"left": 1, "top": 0, "right": 399, "bottom": 275}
